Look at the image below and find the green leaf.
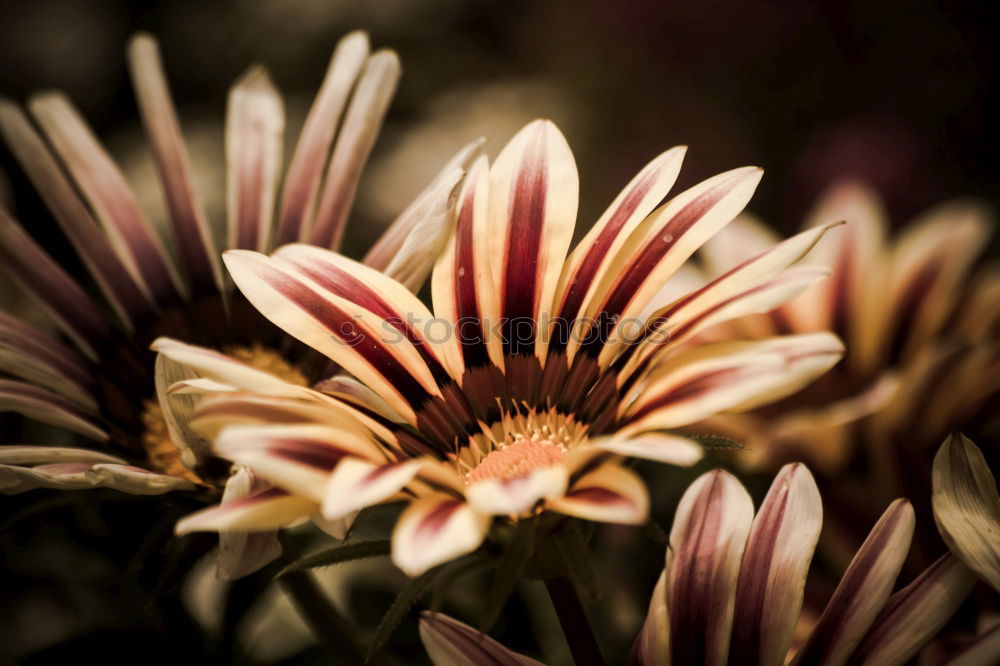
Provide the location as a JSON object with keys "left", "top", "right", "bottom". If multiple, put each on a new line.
{"left": 366, "top": 568, "right": 438, "bottom": 662}
{"left": 480, "top": 529, "right": 533, "bottom": 632}
{"left": 277, "top": 540, "right": 391, "bottom": 578}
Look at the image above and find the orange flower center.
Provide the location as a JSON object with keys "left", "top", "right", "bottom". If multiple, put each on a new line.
{"left": 467, "top": 436, "right": 566, "bottom": 483}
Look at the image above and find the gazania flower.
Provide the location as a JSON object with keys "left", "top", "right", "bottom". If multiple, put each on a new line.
{"left": 0, "top": 31, "right": 466, "bottom": 577}
{"left": 415, "top": 464, "right": 980, "bottom": 666}
{"left": 162, "top": 119, "right": 845, "bottom": 577}
{"left": 689, "top": 182, "right": 999, "bottom": 478}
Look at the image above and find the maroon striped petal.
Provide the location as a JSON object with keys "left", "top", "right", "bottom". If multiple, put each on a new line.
{"left": 391, "top": 493, "right": 490, "bottom": 576}
{"left": 223, "top": 250, "right": 443, "bottom": 423}
{"left": 419, "top": 612, "right": 544, "bottom": 666}
{"left": 546, "top": 463, "right": 648, "bottom": 524}
{"left": 0, "top": 378, "right": 106, "bottom": 441}
{"left": 0, "top": 100, "right": 152, "bottom": 328}
{"left": 729, "top": 463, "right": 823, "bottom": 666}
{"left": 213, "top": 423, "right": 383, "bottom": 502}
{"left": 226, "top": 66, "right": 284, "bottom": 252}
{"left": 488, "top": 119, "right": 579, "bottom": 361}
{"left": 432, "top": 155, "right": 505, "bottom": 375}
{"left": 666, "top": 469, "right": 754, "bottom": 666}
{"left": 176, "top": 486, "right": 316, "bottom": 534}
{"left": 551, "top": 146, "right": 686, "bottom": 360}
{"left": 322, "top": 457, "right": 424, "bottom": 520}
{"left": 571, "top": 165, "right": 762, "bottom": 369}
{"left": 942, "top": 622, "right": 1000, "bottom": 666}
{"left": 0, "top": 208, "right": 110, "bottom": 359}
{"left": 29, "top": 92, "right": 186, "bottom": 302}
{"left": 790, "top": 499, "right": 915, "bottom": 666}
{"left": 216, "top": 465, "right": 283, "bottom": 580}
{"left": 275, "top": 31, "right": 369, "bottom": 246}
{"left": 127, "top": 34, "right": 222, "bottom": 293}
{"left": 851, "top": 554, "right": 976, "bottom": 665}
{"left": 308, "top": 50, "right": 400, "bottom": 249}
{"left": 0, "top": 310, "right": 95, "bottom": 409}
{"left": 0, "top": 445, "right": 125, "bottom": 466}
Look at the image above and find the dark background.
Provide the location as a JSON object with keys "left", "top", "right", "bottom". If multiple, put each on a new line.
{"left": 0, "top": 1, "right": 997, "bottom": 664}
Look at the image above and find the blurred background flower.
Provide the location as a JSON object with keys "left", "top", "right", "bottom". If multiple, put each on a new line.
{"left": 1, "top": 0, "right": 997, "bottom": 663}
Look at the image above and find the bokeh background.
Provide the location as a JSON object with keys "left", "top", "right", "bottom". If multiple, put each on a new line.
{"left": 1, "top": 0, "right": 997, "bottom": 663}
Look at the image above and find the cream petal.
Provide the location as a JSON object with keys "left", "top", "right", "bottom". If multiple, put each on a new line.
{"left": 176, "top": 487, "right": 316, "bottom": 534}
{"left": 216, "top": 466, "right": 283, "bottom": 581}
{"left": 322, "top": 457, "right": 424, "bottom": 520}
{"left": 391, "top": 493, "right": 490, "bottom": 576}
{"left": 546, "top": 463, "right": 648, "bottom": 525}
{"left": 631, "top": 570, "right": 669, "bottom": 665}
{"left": 465, "top": 465, "right": 568, "bottom": 517}
{"left": 591, "top": 432, "right": 703, "bottom": 466}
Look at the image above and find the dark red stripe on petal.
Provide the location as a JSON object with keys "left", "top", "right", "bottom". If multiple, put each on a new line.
{"left": 254, "top": 261, "right": 433, "bottom": 408}
{"left": 551, "top": 165, "right": 664, "bottom": 356}
{"left": 414, "top": 499, "right": 463, "bottom": 544}
{"left": 501, "top": 130, "right": 547, "bottom": 356}
{"left": 269, "top": 438, "right": 348, "bottom": 471}
{"left": 453, "top": 190, "right": 492, "bottom": 369}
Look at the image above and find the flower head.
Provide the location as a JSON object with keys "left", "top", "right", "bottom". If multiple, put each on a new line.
{"left": 166, "top": 119, "right": 845, "bottom": 576}
{"left": 0, "top": 30, "right": 466, "bottom": 578}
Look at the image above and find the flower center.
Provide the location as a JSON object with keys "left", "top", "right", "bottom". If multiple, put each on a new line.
{"left": 140, "top": 343, "right": 307, "bottom": 484}
{"left": 467, "top": 435, "right": 566, "bottom": 483}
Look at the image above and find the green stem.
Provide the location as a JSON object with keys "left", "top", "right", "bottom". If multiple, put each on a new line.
{"left": 544, "top": 576, "right": 606, "bottom": 666}
{"left": 280, "top": 570, "right": 364, "bottom": 665}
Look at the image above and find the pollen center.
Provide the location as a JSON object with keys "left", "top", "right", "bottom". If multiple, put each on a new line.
{"left": 467, "top": 436, "right": 565, "bottom": 483}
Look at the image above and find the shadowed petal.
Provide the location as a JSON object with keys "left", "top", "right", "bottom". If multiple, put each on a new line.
{"left": 0, "top": 445, "right": 125, "bottom": 465}
{"left": 943, "top": 623, "right": 1000, "bottom": 666}
{"left": 216, "top": 466, "right": 283, "bottom": 580}
{"left": 0, "top": 379, "right": 107, "bottom": 441}
{"left": 308, "top": 50, "right": 400, "bottom": 248}
{"left": 420, "top": 611, "right": 544, "bottom": 666}
{"left": 790, "top": 499, "right": 915, "bottom": 666}
{"left": 932, "top": 432, "right": 1000, "bottom": 593}
{"left": 851, "top": 554, "right": 976, "bottom": 665}
{"left": 275, "top": 31, "right": 369, "bottom": 245}
{"left": 176, "top": 486, "right": 315, "bottom": 533}
{"left": 0, "top": 461, "right": 193, "bottom": 495}
{"left": 631, "top": 570, "right": 669, "bottom": 665}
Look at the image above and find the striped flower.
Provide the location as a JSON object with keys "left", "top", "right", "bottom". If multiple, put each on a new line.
{"left": 415, "top": 464, "right": 981, "bottom": 665}
{"left": 688, "top": 182, "right": 999, "bottom": 477}
{"left": 0, "top": 31, "right": 465, "bottom": 577}
{"left": 164, "top": 119, "right": 845, "bottom": 576}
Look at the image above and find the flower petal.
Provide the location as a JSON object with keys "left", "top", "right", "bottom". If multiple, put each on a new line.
{"left": 127, "top": 33, "right": 222, "bottom": 292}
{"left": 851, "top": 554, "right": 976, "bottom": 665}
{"left": 308, "top": 49, "right": 400, "bottom": 248}
{"left": 391, "top": 493, "right": 489, "bottom": 576}
{"left": 322, "top": 457, "right": 424, "bottom": 520}
{"left": 0, "top": 461, "right": 193, "bottom": 495}
{"left": 488, "top": 119, "right": 579, "bottom": 360}
{"left": 0, "top": 100, "right": 151, "bottom": 328}
{"left": 932, "top": 432, "right": 1000, "bottom": 593}
{"left": 0, "top": 378, "right": 107, "bottom": 441}
{"left": 546, "top": 463, "right": 648, "bottom": 525}
{"left": 29, "top": 92, "right": 185, "bottom": 302}
{"left": 466, "top": 465, "right": 568, "bottom": 517}
{"left": 790, "top": 498, "right": 915, "bottom": 666}
{"left": 666, "top": 469, "right": 754, "bottom": 666}
{"left": 176, "top": 486, "right": 315, "bottom": 533}
{"left": 631, "top": 570, "right": 669, "bottom": 665}
{"left": 729, "top": 463, "right": 823, "bottom": 666}
{"left": 275, "top": 31, "right": 369, "bottom": 246}
{"left": 591, "top": 432, "right": 703, "bottom": 466}
{"left": 419, "top": 611, "right": 544, "bottom": 666}
{"left": 216, "top": 466, "right": 283, "bottom": 581}
{"left": 0, "top": 445, "right": 125, "bottom": 465}
{"left": 226, "top": 65, "right": 283, "bottom": 252}
{"left": 0, "top": 311, "right": 94, "bottom": 409}
{"left": 942, "top": 622, "right": 1000, "bottom": 666}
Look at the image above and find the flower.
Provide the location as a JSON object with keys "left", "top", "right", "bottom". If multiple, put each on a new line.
{"left": 0, "top": 31, "right": 468, "bottom": 577}
{"left": 688, "top": 182, "right": 999, "bottom": 477}
{"left": 163, "top": 119, "right": 845, "bottom": 576}
{"left": 637, "top": 463, "right": 978, "bottom": 665}
{"left": 413, "top": 464, "right": 980, "bottom": 665}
